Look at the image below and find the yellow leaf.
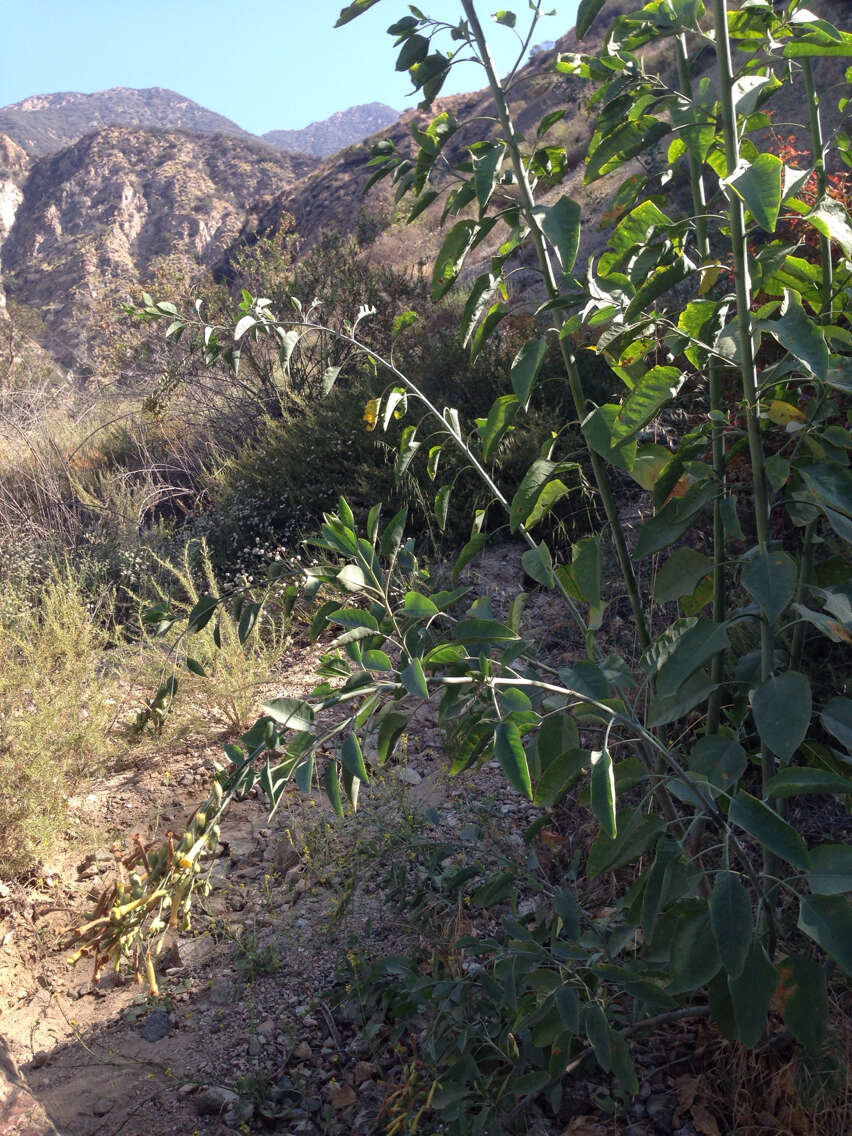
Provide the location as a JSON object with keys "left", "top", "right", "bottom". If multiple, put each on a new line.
{"left": 699, "top": 264, "right": 724, "bottom": 295}
{"left": 363, "top": 397, "right": 380, "bottom": 431}
{"left": 767, "top": 400, "right": 806, "bottom": 428}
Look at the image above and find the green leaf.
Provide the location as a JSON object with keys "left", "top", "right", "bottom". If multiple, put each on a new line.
{"left": 805, "top": 844, "right": 852, "bottom": 894}
{"left": 322, "top": 365, "right": 342, "bottom": 395}
{"left": 751, "top": 671, "right": 812, "bottom": 763}
{"left": 609, "top": 1030, "right": 638, "bottom": 1094}
{"left": 494, "top": 721, "right": 533, "bottom": 799}
{"left": 435, "top": 485, "right": 451, "bottom": 532}
{"left": 820, "top": 696, "right": 852, "bottom": 753}
{"left": 510, "top": 337, "right": 548, "bottom": 410}
{"left": 335, "top": 0, "right": 380, "bottom": 26}
{"left": 453, "top": 533, "right": 489, "bottom": 578}
{"left": 587, "top": 810, "right": 664, "bottom": 877}
{"left": 728, "top": 942, "right": 779, "bottom": 1048}
{"left": 764, "top": 767, "right": 851, "bottom": 798}
{"left": 710, "top": 872, "right": 753, "bottom": 978}
{"left": 341, "top": 733, "right": 370, "bottom": 784}
{"left": 669, "top": 903, "right": 722, "bottom": 994}
{"left": 778, "top": 954, "right": 829, "bottom": 1053}
{"left": 186, "top": 657, "right": 206, "bottom": 677}
{"left": 432, "top": 219, "right": 478, "bottom": 302}
{"left": 187, "top": 594, "right": 218, "bottom": 633}
{"left": 806, "top": 195, "right": 852, "bottom": 258}
{"left": 404, "top": 591, "right": 438, "bottom": 619}
{"left": 509, "top": 459, "right": 556, "bottom": 532}
{"left": 576, "top": 0, "right": 606, "bottom": 38}
{"left": 328, "top": 608, "right": 379, "bottom": 631}
{"left": 460, "top": 273, "right": 500, "bottom": 348}
{"left": 538, "top": 195, "right": 581, "bottom": 274}
{"left": 647, "top": 671, "right": 717, "bottom": 728}
{"left": 261, "top": 697, "right": 315, "bottom": 733}
{"left": 612, "top": 366, "right": 685, "bottom": 444}
{"left": 470, "top": 302, "right": 509, "bottom": 362}
{"left": 470, "top": 140, "right": 505, "bottom": 212}
{"left": 759, "top": 290, "right": 829, "bottom": 380}
{"left": 725, "top": 153, "right": 783, "bottom": 232}
{"left": 324, "top": 762, "right": 344, "bottom": 817}
{"left": 521, "top": 542, "right": 555, "bottom": 588}
{"left": 380, "top": 506, "right": 408, "bottom": 560}
{"left": 362, "top": 649, "right": 393, "bottom": 672}
{"left": 560, "top": 535, "right": 601, "bottom": 609}
{"left": 741, "top": 549, "right": 797, "bottom": 625}
{"left": 479, "top": 394, "right": 519, "bottom": 461}
{"left": 581, "top": 404, "right": 637, "bottom": 472}
{"left": 590, "top": 749, "right": 617, "bottom": 839}
{"left": 238, "top": 601, "right": 260, "bottom": 644}
{"left": 534, "top": 749, "right": 588, "bottom": 808}
{"left": 377, "top": 711, "right": 408, "bottom": 765}
{"left": 654, "top": 547, "right": 713, "bottom": 605}
{"left": 454, "top": 618, "right": 519, "bottom": 644}
{"left": 654, "top": 619, "right": 730, "bottom": 699}
{"left": 798, "top": 893, "right": 852, "bottom": 975}
{"left": 641, "top": 835, "right": 681, "bottom": 939}
{"left": 729, "top": 791, "right": 811, "bottom": 870}
{"left": 583, "top": 1003, "right": 611, "bottom": 1072}
{"left": 494, "top": 9, "right": 516, "bottom": 27}
{"left": 526, "top": 479, "right": 574, "bottom": 529}
{"left": 401, "top": 658, "right": 429, "bottom": 700}
{"left": 586, "top": 117, "right": 670, "bottom": 184}
{"left": 396, "top": 32, "right": 429, "bottom": 71}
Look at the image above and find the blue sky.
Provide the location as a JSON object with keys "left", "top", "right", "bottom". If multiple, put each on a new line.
{"left": 0, "top": 2, "right": 578, "bottom": 134}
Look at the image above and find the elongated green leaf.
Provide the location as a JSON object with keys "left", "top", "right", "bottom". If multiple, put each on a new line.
{"left": 799, "top": 462, "right": 852, "bottom": 521}
{"left": 751, "top": 670, "right": 812, "bottom": 763}
{"left": 377, "top": 711, "right": 408, "bottom": 764}
{"left": 581, "top": 404, "right": 637, "bottom": 472}
{"left": 654, "top": 547, "right": 713, "bottom": 605}
{"left": 470, "top": 302, "right": 509, "bottom": 361}
{"left": 538, "top": 195, "right": 581, "bottom": 273}
{"left": 401, "top": 657, "right": 429, "bottom": 700}
{"left": 404, "top": 591, "right": 438, "bottom": 619}
{"left": 590, "top": 749, "right": 617, "bottom": 839}
{"left": 583, "top": 1003, "right": 611, "bottom": 1071}
{"left": 759, "top": 290, "right": 829, "bottom": 379}
{"left": 586, "top": 117, "right": 670, "bottom": 184}
{"left": 479, "top": 394, "right": 518, "bottom": 461}
{"left": 341, "top": 733, "right": 370, "bottom": 784}
{"left": 454, "top": 618, "right": 519, "bottom": 643}
{"left": 495, "top": 721, "right": 533, "bottom": 799}
{"left": 432, "top": 219, "right": 478, "bottom": 302}
{"left": 728, "top": 943, "right": 779, "bottom": 1048}
{"left": 187, "top": 594, "right": 218, "bottom": 633}
{"left": 729, "top": 791, "right": 811, "bottom": 869}
{"left": 335, "top": 0, "right": 380, "bottom": 25}
{"left": 765, "top": 767, "right": 851, "bottom": 798}
{"left": 510, "top": 337, "right": 548, "bottom": 410}
{"left": 526, "top": 479, "right": 574, "bottom": 529}
{"left": 725, "top": 153, "right": 783, "bottom": 232}
{"left": 669, "top": 903, "right": 722, "bottom": 994}
{"left": 798, "top": 893, "right": 852, "bottom": 975}
{"left": 587, "top": 810, "right": 664, "bottom": 877}
{"left": 741, "top": 549, "right": 797, "bottom": 625}
{"left": 641, "top": 835, "right": 681, "bottom": 939}
{"left": 576, "top": 0, "right": 606, "bottom": 38}
{"left": 820, "top": 696, "right": 852, "bottom": 753}
{"left": 609, "top": 1030, "right": 638, "bottom": 1094}
{"left": 806, "top": 844, "right": 852, "bottom": 894}
{"left": 261, "top": 697, "right": 314, "bottom": 732}
{"left": 324, "top": 762, "right": 344, "bottom": 816}
{"left": 534, "top": 749, "right": 588, "bottom": 807}
{"left": 690, "top": 734, "right": 747, "bottom": 792}
{"left": 654, "top": 619, "right": 730, "bottom": 699}
{"left": 778, "top": 954, "right": 829, "bottom": 1053}
{"left": 509, "top": 459, "right": 555, "bottom": 532}
{"left": 435, "top": 484, "right": 451, "bottom": 532}
{"left": 453, "top": 532, "right": 489, "bottom": 578}
{"left": 460, "top": 273, "right": 499, "bottom": 348}
{"left": 611, "top": 366, "right": 685, "bottom": 443}
{"left": 710, "top": 872, "right": 753, "bottom": 978}
{"left": 470, "top": 140, "right": 505, "bottom": 212}
{"left": 328, "top": 608, "right": 379, "bottom": 631}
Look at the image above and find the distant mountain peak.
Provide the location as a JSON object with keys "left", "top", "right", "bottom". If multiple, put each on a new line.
{"left": 263, "top": 102, "right": 399, "bottom": 158}
{"left": 0, "top": 87, "right": 255, "bottom": 156}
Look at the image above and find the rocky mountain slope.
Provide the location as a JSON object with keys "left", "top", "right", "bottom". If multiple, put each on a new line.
{"left": 0, "top": 127, "right": 318, "bottom": 368}
{"left": 0, "top": 87, "right": 254, "bottom": 157}
{"left": 262, "top": 102, "right": 399, "bottom": 157}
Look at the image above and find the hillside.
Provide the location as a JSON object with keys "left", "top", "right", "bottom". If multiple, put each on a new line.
{"left": 0, "top": 127, "right": 319, "bottom": 368}
{"left": 262, "top": 102, "right": 400, "bottom": 157}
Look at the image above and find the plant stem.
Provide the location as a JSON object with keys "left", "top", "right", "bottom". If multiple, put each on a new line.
{"left": 713, "top": 0, "right": 778, "bottom": 943}
{"left": 461, "top": 0, "right": 652, "bottom": 652}
{"left": 677, "top": 34, "right": 726, "bottom": 734}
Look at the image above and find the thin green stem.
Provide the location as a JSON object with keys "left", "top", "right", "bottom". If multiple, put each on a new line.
{"left": 677, "top": 34, "right": 726, "bottom": 734}
{"left": 461, "top": 0, "right": 652, "bottom": 652}
{"left": 713, "top": 0, "right": 778, "bottom": 944}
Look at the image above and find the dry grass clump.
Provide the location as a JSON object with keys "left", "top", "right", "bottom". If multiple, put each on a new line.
{"left": 0, "top": 569, "right": 124, "bottom": 875}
